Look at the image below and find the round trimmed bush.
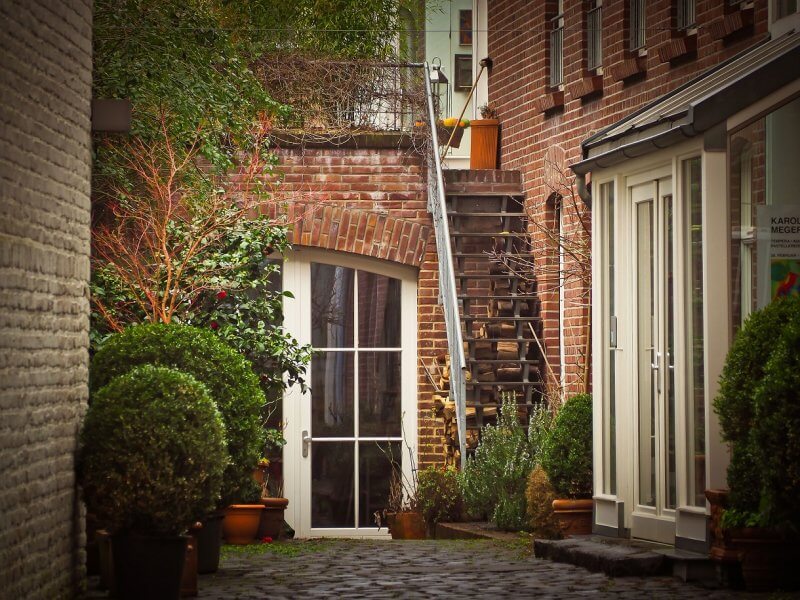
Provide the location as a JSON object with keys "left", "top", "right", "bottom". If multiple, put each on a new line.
{"left": 90, "top": 323, "right": 266, "bottom": 505}
{"left": 540, "top": 393, "right": 593, "bottom": 499}
{"left": 80, "top": 365, "right": 227, "bottom": 534}
{"left": 714, "top": 295, "right": 800, "bottom": 522}
{"left": 752, "top": 317, "right": 800, "bottom": 530}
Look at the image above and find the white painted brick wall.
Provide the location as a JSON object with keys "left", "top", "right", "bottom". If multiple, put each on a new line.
{"left": 0, "top": 1, "right": 92, "bottom": 597}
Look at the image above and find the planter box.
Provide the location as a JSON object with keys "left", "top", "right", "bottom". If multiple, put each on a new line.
{"left": 470, "top": 119, "right": 499, "bottom": 169}
{"left": 552, "top": 498, "right": 593, "bottom": 537}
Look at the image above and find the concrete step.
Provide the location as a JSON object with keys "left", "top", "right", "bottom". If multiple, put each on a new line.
{"left": 534, "top": 536, "right": 717, "bottom": 584}
{"left": 533, "top": 536, "right": 667, "bottom": 577}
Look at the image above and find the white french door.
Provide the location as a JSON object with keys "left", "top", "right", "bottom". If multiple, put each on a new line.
{"left": 630, "top": 174, "right": 678, "bottom": 544}
{"left": 283, "top": 250, "right": 417, "bottom": 538}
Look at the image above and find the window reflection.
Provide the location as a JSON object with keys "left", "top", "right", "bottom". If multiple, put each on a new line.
{"left": 311, "top": 263, "right": 354, "bottom": 348}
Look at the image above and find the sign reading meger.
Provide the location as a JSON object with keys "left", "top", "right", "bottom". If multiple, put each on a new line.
{"left": 757, "top": 205, "right": 800, "bottom": 308}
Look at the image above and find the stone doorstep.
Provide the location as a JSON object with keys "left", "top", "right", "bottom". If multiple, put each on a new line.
{"left": 534, "top": 536, "right": 717, "bottom": 584}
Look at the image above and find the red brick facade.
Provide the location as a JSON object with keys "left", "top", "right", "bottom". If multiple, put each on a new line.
{"left": 267, "top": 143, "right": 447, "bottom": 467}
{"left": 487, "top": 0, "right": 769, "bottom": 398}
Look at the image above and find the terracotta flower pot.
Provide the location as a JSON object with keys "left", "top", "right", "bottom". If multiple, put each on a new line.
{"left": 469, "top": 119, "right": 499, "bottom": 169}
{"left": 180, "top": 523, "right": 201, "bottom": 598}
{"left": 389, "top": 512, "right": 427, "bottom": 540}
{"left": 257, "top": 497, "right": 289, "bottom": 540}
{"left": 552, "top": 498, "right": 593, "bottom": 537}
{"left": 730, "top": 527, "right": 799, "bottom": 592}
{"left": 222, "top": 504, "right": 264, "bottom": 545}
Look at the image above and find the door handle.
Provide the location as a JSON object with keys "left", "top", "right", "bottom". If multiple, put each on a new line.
{"left": 650, "top": 351, "right": 661, "bottom": 394}
{"left": 302, "top": 430, "right": 312, "bottom": 458}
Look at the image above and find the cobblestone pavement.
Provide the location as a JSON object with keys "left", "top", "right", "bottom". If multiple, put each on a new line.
{"left": 196, "top": 538, "right": 765, "bottom": 599}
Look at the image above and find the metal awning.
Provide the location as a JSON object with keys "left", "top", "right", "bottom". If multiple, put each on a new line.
{"left": 572, "top": 29, "right": 800, "bottom": 174}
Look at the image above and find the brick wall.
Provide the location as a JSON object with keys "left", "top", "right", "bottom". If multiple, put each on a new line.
{"left": 267, "top": 143, "right": 448, "bottom": 467}
{"left": 488, "top": 0, "right": 768, "bottom": 398}
{"left": 0, "top": 0, "right": 92, "bottom": 597}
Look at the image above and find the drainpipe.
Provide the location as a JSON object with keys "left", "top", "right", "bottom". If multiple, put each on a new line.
{"left": 576, "top": 172, "right": 591, "bottom": 209}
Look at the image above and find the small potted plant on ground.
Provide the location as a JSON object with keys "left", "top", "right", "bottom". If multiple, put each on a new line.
{"left": 470, "top": 103, "right": 500, "bottom": 169}
{"left": 90, "top": 323, "right": 268, "bottom": 559}
{"left": 417, "top": 465, "right": 463, "bottom": 537}
{"left": 711, "top": 295, "right": 800, "bottom": 591}
{"left": 80, "top": 365, "right": 227, "bottom": 600}
{"left": 540, "top": 393, "right": 593, "bottom": 536}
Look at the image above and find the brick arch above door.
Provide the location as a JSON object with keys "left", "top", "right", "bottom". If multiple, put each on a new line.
{"left": 276, "top": 202, "right": 431, "bottom": 268}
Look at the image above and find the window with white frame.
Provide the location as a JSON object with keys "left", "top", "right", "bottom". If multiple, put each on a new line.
{"left": 775, "top": 0, "right": 798, "bottom": 19}
{"left": 587, "top": 1, "right": 603, "bottom": 71}
{"left": 550, "top": 0, "right": 564, "bottom": 88}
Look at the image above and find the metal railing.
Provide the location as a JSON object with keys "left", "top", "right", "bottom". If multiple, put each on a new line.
{"left": 629, "top": 0, "right": 646, "bottom": 51}
{"left": 677, "top": 0, "right": 695, "bottom": 30}
{"left": 422, "top": 62, "right": 468, "bottom": 469}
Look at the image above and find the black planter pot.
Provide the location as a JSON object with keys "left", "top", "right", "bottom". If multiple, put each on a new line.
{"left": 111, "top": 532, "right": 189, "bottom": 600}
{"left": 196, "top": 512, "right": 225, "bottom": 574}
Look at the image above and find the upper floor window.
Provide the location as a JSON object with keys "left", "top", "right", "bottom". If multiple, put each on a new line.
{"left": 550, "top": 0, "right": 565, "bottom": 87}
{"left": 677, "top": 0, "right": 696, "bottom": 30}
{"left": 587, "top": 1, "right": 603, "bottom": 71}
{"left": 629, "top": 0, "right": 646, "bottom": 51}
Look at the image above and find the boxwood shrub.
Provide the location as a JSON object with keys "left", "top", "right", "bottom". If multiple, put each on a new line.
{"left": 540, "top": 393, "right": 593, "bottom": 499}
{"left": 714, "top": 295, "right": 800, "bottom": 525}
{"left": 80, "top": 365, "right": 227, "bottom": 534}
{"left": 90, "top": 323, "right": 266, "bottom": 505}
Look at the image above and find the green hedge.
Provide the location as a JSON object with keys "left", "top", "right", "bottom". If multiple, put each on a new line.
{"left": 91, "top": 323, "right": 266, "bottom": 505}
{"left": 80, "top": 365, "right": 227, "bottom": 534}
{"left": 540, "top": 393, "right": 593, "bottom": 499}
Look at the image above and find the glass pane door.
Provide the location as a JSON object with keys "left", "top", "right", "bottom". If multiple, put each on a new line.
{"left": 308, "top": 263, "right": 403, "bottom": 531}
{"left": 631, "top": 176, "right": 676, "bottom": 543}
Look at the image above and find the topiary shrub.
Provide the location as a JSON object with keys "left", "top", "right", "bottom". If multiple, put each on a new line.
{"left": 751, "top": 317, "right": 800, "bottom": 531}
{"left": 417, "top": 466, "right": 462, "bottom": 530}
{"left": 714, "top": 295, "right": 800, "bottom": 525}
{"left": 90, "top": 323, "right": 266, "bottom": 505}
{"left": 540, "top": 393, "right": 593, "bottom": 499}
{"left": 525, "top": 465, "right": 562, "bottom": 540}
{"left": 80, "top": 365, "right": 227, "bottom": 535}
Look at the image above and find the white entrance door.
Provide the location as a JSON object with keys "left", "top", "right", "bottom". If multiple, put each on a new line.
{"left": 283, "top": 250, "right": 417, "bottom": 538}
{"left": 630, "top": 175, "right": 678, "bottom": 544}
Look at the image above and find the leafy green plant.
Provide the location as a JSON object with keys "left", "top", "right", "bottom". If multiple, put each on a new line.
{"left": 79, "top": 365, "right": 227, "bottom": 535}
{"left": 714, "top": 295, "right": 800, "bottom": 525}
{"left": 751, "top": 316, "right": 800, "bottom": 531}
{"left": 525, "top": 466, "right": 562, "bottom": 540}
{"left": 540, "top": 393, "right": 593, "bottom": 499}
{"left": 460, "top": 395, "right": 537, "bottom": 531}
{"left": 417, "top": 466, "right": 462, "bottom": 529}
{"left": 90, "top": 323, "right": 265, "bottom": 506}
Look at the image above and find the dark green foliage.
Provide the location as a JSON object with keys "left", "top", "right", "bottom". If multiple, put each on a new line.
{"left": 540, "top": 394, "right": 593, "bottom": 499}
{"left": 91, "top": 323, "right": 265, "bottom": 506}
{"left": 417, "top": 466, "right": 462, "bottom": 529}
{"left": 80, "top": 365, "right": 227, "bottom": 535}
{"left": 713, "top": 295, "right": 800, "bottom": 526}
{"left": 752, "top": 318, "right": 800, "bottom": 531}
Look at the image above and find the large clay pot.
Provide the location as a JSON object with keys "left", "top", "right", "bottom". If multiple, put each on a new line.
{"left": 469, "top": 119, "right": 499, "bottom": 169}
{"left": 257, "top": 497, "right": 289, "bottom": 540}
{"left": 552, "top": 499, "right": 593, "bottom": 537}
{"left": 389, "top": 512, "right": 427, "bottom": 540}
{"left": 222, "top": 504, "right": 264, "bottom": 545}
{"left": 196, "top": 512, "right": 224, "bottom": 574}
{"left": 111, "top": 532, "right": 189, "bottom": 600}
{"left": 180, "top": 523, "right": 201, "bottom": 598}
{"left": 731, "top": 527, "right": 800, "bottom": 592}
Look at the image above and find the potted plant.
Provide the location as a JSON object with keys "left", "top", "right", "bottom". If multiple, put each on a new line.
{"left": 470, "top": 103, "right": 500, "bottom": 169}
{"left": 417, "top": 465, "right": 463, "bottom": 537}
{"left": 539, "top": 393, "right": 593, "bottom": 537}
{"left": 436, "top": 117, "right": 470, "bottom": 148}
{"left": 712, "top": 295, "right": 800, "bottom": 591}
{"left": 90, "top": 323, "right": 268, "bottom": 561}
{"left": 79, "top": 365, "right": 227, "bottom": 600}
